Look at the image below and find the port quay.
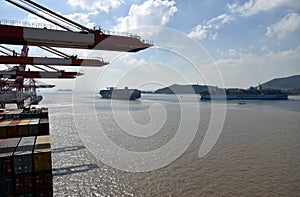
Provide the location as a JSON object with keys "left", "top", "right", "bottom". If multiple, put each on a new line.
{"left": 1, "top": 1, "right": 299, "bottom": 196}
{"left": 0, "top": 0, "right": 152, "bottom": 196}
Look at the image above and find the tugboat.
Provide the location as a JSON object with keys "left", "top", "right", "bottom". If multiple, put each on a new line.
{"left": 99, "top": 87, "right": 141, "bottom": 100}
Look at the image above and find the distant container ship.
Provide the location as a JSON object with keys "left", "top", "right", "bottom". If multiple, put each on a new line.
{"left": 99, "top": 87, "right": 141, "bottom": 100}
{"left": 201, "top": 86, "right": 288, "bottom": 100}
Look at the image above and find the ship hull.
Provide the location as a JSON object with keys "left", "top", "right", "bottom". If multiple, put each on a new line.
{"left": 99, "top": 89, "right": 141, "bottom": 100}
{"left": 201, "top": 94, "right": 288, "bottom": 100}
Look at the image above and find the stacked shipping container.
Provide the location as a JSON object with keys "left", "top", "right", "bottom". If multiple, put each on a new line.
{"left": 0, "top": 108, "right": 52, "bottom": 197}
{"left": 34, "top": 136, "right": 53, "bottom": 196}
{"left": 13, "top": 136, "right": 35, "bottom": 195}
{"left": 0, "top": 138, "right": 20, "bottom": 196}
{"left": 0, "top": 108, "right": 50, "bottom": 139}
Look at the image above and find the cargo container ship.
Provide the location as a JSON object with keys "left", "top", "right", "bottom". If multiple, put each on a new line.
{"left": 201, "top": 87, "right": 288, "bottom": 100}
{"left": 99, "top": 87, "right": 141, "bottom": 100}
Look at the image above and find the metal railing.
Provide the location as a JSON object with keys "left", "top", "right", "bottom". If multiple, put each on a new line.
{"left": 0, "top": 19, "right": 60, "bottom": 30}
{"left": 101, "top": 29, "right": 153, "bottom": 45}
{"left": 28, "top": 54, "right": 107, "bottom": 63}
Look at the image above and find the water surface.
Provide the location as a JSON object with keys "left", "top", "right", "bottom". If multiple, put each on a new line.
{"left": 41, "top": 93, "right": 300, "bottom": 196}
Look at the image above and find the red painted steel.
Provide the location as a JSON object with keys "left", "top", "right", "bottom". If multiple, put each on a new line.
{"left": 0, "top": 25, "right": 152, "bottom": 52}
{"left": 0, "top": 25, "right": 24, "bottom": 45}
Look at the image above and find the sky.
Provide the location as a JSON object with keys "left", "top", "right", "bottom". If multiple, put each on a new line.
{"left": 1, "top": 0, "right": 300, "bottom": 91}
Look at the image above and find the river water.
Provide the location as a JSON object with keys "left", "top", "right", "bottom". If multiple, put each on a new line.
{"left": 40, "top": 92, "right": 300, "bottom": 196}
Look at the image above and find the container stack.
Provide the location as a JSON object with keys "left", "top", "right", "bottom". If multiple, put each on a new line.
{"left": 0, "top": 108, "right": 49, "bottom": 139}
{"left": 34, "top": 135, "right": 52, "bottom": 196}
{"left": 0, "top": 107, "right": 52, "bottom": 197}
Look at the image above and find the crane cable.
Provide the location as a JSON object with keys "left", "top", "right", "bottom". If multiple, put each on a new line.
{"left": 22, "top": 0, "right": 93, "bottom": 32}
{"left": 10, "top": 0, "right": 92, "bottom": 32}
{"left": 19, "top": 0, "right": 80, "bottom": 31}
{"left": 5, "top": 0, "right": 73, "bottom": 31}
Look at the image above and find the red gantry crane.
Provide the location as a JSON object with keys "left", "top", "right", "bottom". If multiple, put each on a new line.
{"left": 0, "top": 1, "right": 153, "bottom": 196}
{"left": 0, "top": 0, "right": 152, "bottom": 108}
{"left": 1, "top": 0, "right": 153, "bottom": 52}
{"left": 0, "top": 45, "right": 60, "bottom": 108}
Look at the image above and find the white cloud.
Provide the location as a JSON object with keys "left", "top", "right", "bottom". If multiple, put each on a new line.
{"left": 261, "top": 46, "right": 273, "bottom": 54}
{"left": 207, "top": 14, "right": 235, "bottom": 29}
{"left": 113, "top": 0, "right": 177, "bottom": 31}
{"left": 266, "top": 12, "right": 300, "bottom": 39}
{"left": 26, "top": 13, "right": 58, "bottom": 28}
{"left": 67, "top": 0, "right": 124, "bottom": 12}
{"left": 227, "top": 0, "right": 300, "bottom": 16}
{"left": 188, "top": 14, "right": 234, "bottom": 40}
{"left": 211, "top": 32, "right": 218, "bottom": 40}
{"left": 65, "top": 12, "right": 98, "bottom": 29}
{"left": 188, "top": 25, "right": 207, "bottom": 39}
{"left": 228, "top": 49, "right": 238, "bottom": 56}
{"left": 112, "top": 53, "right": 146, "bottom": 67}
{"left": 215, "top": 46, "right": 300, "bottom": 87}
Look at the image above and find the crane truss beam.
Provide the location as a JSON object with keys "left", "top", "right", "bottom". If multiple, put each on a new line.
{"left": 0, "top": 70, "right": 82, "bottom": 78}
{"left": 0, "top": 25, "right": 152, "bottom": 52}
{"left": 0, "top": 55, "right": 108, "bottom": 67}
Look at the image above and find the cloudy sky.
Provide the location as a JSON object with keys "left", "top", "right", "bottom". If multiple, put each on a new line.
{"left": 1, "top": 0, "right": 300, "bottom": 90}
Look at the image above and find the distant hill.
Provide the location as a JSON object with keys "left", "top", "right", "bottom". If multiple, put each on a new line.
{"left": 153, "top": 75, "right": 300, "bottom": 95}
{"left": 154, "top": 84, "right": 214, "bottom": 94}
{"left": 261, "top": 75, "right": 300, "bottom": 89}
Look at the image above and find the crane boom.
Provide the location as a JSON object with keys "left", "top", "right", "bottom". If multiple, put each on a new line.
{"left": 0, "top": 25, "right": 151, "bottom": 52}
{"left": 2, "top": 0, "right": 152, "bottom": 52}
{"left": 0, "top": 70, "right": 82, "bottom": 78}
{"left": 0, "top": 55, "right": 108, "bottom": 67}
